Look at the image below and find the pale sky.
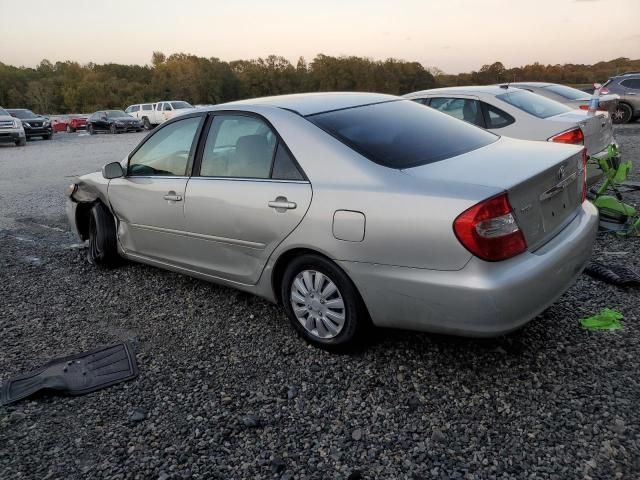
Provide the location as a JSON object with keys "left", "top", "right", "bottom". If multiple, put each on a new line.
{"left": 1, "top": 0, "right": 638, "bottom": 73}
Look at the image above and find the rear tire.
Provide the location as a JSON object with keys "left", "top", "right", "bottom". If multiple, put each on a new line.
{"left": 281, "top": 254, "right": 369, "bottom": 352}
{"left": 612, "top": 103, "right": 633, "bottom": 124}
{"left": 142, "top": 117, "right": 152, "bottom": 130}
{"left": 89, "top": 124, "right": 95, "bottom": 135}
{"left": 88, "top": 203, "right": 120, "bottom": 267}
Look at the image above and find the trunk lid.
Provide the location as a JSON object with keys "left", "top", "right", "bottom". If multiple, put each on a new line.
{"left": 547, "top": 109, "right": 613, "bottom": 156}
{"left": 403, "top": 137, "right": 585, "bottom": 252}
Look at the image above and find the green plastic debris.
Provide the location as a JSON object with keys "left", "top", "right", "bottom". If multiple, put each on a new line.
{"left": 580, "top": 308, "right": 623, "bottom": 331}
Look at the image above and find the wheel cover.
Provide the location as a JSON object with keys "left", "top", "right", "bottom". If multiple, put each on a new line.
{"left": 290, "top": 270, "right": 346, "bottom": 339}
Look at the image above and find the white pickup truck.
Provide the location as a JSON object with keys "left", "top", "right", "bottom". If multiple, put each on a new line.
{"left": 125, "top": 100, "right": 194, "bottom": 129}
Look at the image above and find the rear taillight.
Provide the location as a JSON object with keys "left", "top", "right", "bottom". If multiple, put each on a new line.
{"left": 453, "top": 193, "right": 527, "bottom": 262}
{"left": 549, "top": 128, "right": 584, "bottom": 145}
{"left": 600, "top": 87, "right": 609, "bottom": 94}
{"left": 578, "top": 105, "right": 607, "bottom": 112}
{"left": 580, "top": 148, "right": 588, "bottom": 203}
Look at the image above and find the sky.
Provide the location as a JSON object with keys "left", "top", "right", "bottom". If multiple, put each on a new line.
{"left": 1, "top": 0, "right": 638, "bottom": 73}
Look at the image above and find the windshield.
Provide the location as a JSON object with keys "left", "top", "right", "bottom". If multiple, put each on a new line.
{"left": 307, "top": 100, "right": 497, "bottom": 169}
{"left": 0, "top": 108, "right": 9, "bottom": 117}
{"left": 171, "top": 101, "right": 193, "bottom": 110}
{"left": 10, "top": 109, "right": 37, "bottom": 119}
{"left": 497, "top": 89, "right": 572, "bottom": 119}
{"left": 543, "top": 84, "right": 590, "bottom": 100}
{"left": 106, "top": 110, "right": 128, "bottom": 118}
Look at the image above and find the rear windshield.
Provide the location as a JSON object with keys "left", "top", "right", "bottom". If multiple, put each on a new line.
{"left": 307, "top": 100, "right": 497, "bottom": 169}
{"left": 171, "top": 101, "right": 193, "bottom": 109}
{"left": 543, "top": 84, "right": 589, "bottom": 100}
{"left": 9, "top": 109, "right": 36, "bottom": 119}
{"left": 497, "top": 89, "right": 571, "bottom": 119}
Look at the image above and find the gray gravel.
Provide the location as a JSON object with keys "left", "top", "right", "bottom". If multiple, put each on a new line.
{"left": 1, "top": 126, "right": 639, "bottom": 479}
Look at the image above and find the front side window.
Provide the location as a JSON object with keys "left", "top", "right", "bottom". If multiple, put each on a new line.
{"left": 308, "top": 100, "right": 497, "bottom": 169}
{"left": 200, "top": 115, "right": 277, "bottom": 178}
{"left": 125, "top": 106, "right": 133, "bottom": 113}
{"left": 482, "top": 103, "right": 515, "bottom": 129}
{"left": 429, "top": 97, "right": 484, "bottom": 126}
{"left": 128, "top": 116, "right": 202, "bottom": 176}
{"left": 131, "top": 105, "right": 140, "bottom": 112}
{"left": 496, "top": 89, "right": 571, "bottom": 119}
{"left": 163, "top": 104, "right": 173, "bottom": 111}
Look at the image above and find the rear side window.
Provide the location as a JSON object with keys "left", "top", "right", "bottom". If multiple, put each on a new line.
{"left": 542, "top": 85, "right": 589, "bottom": 100}
{"left": 481, "top": 103, "right": 515, "bottom": 129}
{"left": 429, "top": 97, "right": 484, "bottom": 127}
{"left": 272, "top": 143, "right": 304, "bottom": 180}
{"left": 496, "top": 89, "right": 571, "bottom": 119}
{"left": 621, "top": 79, "right": 640, "bottom": 90}
{"left": 200, "top": 115, "right": 277, "bottom": 178}
{"left": 307, "top": 100, "right": 497, "bottom": 169}
{"left": 143, "top": 104, "right": 153, "bottom": 111}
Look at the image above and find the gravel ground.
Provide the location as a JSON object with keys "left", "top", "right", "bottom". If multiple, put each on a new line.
{"left": 1, "top": 125, "right": 639, "bottom": 480}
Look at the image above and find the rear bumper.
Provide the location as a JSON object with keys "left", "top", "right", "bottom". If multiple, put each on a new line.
{"left": 339, "top": 201, "right": 598, "bottom": 337}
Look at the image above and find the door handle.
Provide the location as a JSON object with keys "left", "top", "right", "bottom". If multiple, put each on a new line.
{"left": 268, "top": 197, "right": 296, "bottom": 211}
{"left": 163, "top": 192, "right": 183, "bottom": 202}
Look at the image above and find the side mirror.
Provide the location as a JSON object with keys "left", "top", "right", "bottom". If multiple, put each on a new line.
{"left": 102, "top": 162, "right": 124, "bottom": 179}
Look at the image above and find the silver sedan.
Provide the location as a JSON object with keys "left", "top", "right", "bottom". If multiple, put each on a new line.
{"left": 404, "top": 86, "right": 615, "bottom": 186}
{"left": 67, "top": 93, "right": 598, "bottom": 351}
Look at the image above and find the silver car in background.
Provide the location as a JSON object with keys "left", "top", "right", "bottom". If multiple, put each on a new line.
{"left": 507, "top": 82, "right": 620, "bottom": 117}
{"left": 404, "top": 86, "right": 615, "bottom": 186}
{"left": 67, "top": 93, "right": 598, "bottom": 351}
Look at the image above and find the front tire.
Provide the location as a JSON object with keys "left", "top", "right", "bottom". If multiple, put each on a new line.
{"left": 88, "top": 203, "right": 119, "bottom": 267}
{"left": 109, "top": 123, "right": 117, "bottom": 134}
{"left": 43, "top": 134, "right": 52, "bottom": 140}
{"left": 281, "top": 254, "right": 369, "bottom": 351}
{"left": 612, "top": 103, "right": 633, "bottom": 124}
{"left": 89, "top": 124, "right": 95, "bottom": 135}
{"left": 142, "top": 117, "right": 152, "bottom": 130}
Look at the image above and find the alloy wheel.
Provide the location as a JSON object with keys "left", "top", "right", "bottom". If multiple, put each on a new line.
{"left": 290, "top": 270, "right": 346, "bottom": 339}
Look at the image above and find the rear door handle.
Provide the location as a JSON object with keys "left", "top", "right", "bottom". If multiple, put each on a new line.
{"left": 163, "top": 192, "right": 183, "bottom": 202}
{"left": 268, "top": 196, "right": 296, "bottom": 211}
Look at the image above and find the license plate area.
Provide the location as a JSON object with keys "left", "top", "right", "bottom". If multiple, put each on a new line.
{"left": 540, "top": 174, "right": 578, "bottom": 232}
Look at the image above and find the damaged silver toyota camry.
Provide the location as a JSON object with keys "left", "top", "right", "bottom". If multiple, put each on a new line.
{"left": 67, "top": 92, "right": 598, "bottom": 351}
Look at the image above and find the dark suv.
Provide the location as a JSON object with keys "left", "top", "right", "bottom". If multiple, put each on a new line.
{"left": 601, "top": 72, "right": 640, "bottom": 124}
{"left": 7, "top": 109, "right": 53, "bottom": 139}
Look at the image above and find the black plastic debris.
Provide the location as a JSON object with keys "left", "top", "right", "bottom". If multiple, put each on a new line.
{"left": 584, "top": 261, "right": 640, "bottom": 287}
{"left": 0, "top": 343, "right": 138, "bottom": 406}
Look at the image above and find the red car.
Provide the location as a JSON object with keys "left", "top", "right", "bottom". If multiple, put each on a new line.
{"left": 52, "top": 115, "right": 88, "bottom": 133}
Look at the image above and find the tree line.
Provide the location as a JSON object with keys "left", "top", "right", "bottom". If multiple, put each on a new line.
{"left": 0, "top": 52, "right": 638, "bottom": 114}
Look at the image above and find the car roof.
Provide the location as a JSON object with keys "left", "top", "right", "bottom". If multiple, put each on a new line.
{"left": 406, "top": 85, "right": 517, "bottom": 97}
{"left": 215, "top": 92, "right": 399, "bottom": 116}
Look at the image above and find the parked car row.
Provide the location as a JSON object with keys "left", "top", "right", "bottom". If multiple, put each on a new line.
{"left": 68, "top": 88, "right": 603, "bottom": 351}
{"left": 405, "top": 84, "right": 615, "bottom": 186}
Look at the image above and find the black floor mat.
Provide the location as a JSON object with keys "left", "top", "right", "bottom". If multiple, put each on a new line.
{"left": 584, "top": 261, "right": 640, "bottom": 287}
{"left": 0, "top": 343, "right": 138, "bottom": 406}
